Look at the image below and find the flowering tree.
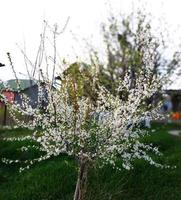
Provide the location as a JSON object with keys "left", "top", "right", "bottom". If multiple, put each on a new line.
{"left": 2, "top": 20, "right": 165, "bottom": 200}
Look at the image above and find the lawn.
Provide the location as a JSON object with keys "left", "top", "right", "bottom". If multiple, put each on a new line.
{"left": 0, "top": 123, "right": 181, "bottom": 200}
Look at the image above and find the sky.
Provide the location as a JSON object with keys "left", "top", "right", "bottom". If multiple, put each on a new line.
{"left": 0, "top": 0, "right": 181, "bottom": 88}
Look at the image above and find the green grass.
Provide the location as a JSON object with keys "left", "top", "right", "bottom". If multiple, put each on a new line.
{"left": 0, "top": 124, "right": 181, "bottom": 200}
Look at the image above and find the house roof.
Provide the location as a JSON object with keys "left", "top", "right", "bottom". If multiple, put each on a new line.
{"left": 0, "top": 79, "right": 37, "bottom": 92}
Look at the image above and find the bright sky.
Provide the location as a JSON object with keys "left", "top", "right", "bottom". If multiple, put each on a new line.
{"left": 0, "top": 0, "right": 181, "bottom": 88}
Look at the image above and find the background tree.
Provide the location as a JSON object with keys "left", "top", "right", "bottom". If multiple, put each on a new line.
{"left": 98, "top": 12, "right": 181, "bottom": 94}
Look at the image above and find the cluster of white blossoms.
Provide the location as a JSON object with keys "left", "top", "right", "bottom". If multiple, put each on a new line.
{"left": 1, "top": 64, "right": 167, "bottom": 172}
{"left": 1, "top": 19, "right": 170, "bottom": 174}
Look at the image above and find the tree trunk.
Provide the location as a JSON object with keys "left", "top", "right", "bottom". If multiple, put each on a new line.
{"left": 73, "top": 157, "right": 89, "bottom": 200}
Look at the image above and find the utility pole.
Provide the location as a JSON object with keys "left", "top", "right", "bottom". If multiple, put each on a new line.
{"left": 3, "top": 104, "right": 7, "bottom": 126}
{"left": 0, "top": 63, "right": 6, "bottom": 126}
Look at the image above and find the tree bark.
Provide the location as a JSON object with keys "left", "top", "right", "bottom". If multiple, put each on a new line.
{"left": 73, "top": 157, "right": 89, "bottom": 200}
